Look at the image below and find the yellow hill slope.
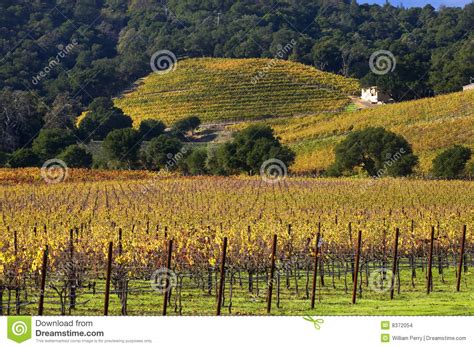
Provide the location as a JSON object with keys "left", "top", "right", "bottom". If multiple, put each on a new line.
{"left": 114, "top": 58, "right": 359, "bottom": 126}
{"left": 267, "top": 90, "right": 474, "bottom": 173}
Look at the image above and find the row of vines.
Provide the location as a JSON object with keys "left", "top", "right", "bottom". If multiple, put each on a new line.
{"left": 0, "top": 176, "right": 472, "bottom": 315}
{"left": 114, "top": 58, "right": 360, "bottom": 125}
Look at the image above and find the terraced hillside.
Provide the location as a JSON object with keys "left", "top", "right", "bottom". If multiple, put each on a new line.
{"left": 115, "top": 58, "right": 359, "bottom": 126}
{"left": 260, "top": 90, "right": 474, "bottom": 173}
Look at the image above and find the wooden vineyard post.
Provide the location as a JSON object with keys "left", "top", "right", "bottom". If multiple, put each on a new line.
{"left": 267, "top": 234, "right": 278, "bottom": 314}
{"left": 118, "top": 228, "right": 123, "bottom": 255}
{"left": 104, "top": 242, "right": 113, "bottom": 316}
{"left": 13, "top": 230, "right": 19, "bottom": 315}
{"left": 163, "top": 239, "right": 173, "bottom": 316}
{"left": 390, "top": 228, "right": 400, "bottom": 300}
{"left": 116, "top": 228, "right": 128, "bottom": 315}
{"left": 456, "top": 225, "right": 467, "bottom": 292}
{"left": 69, "top": 229, "right": 76, "bottom": 310}
{"left": 13, "top": 230, "right": 17, "bottom": 254}
{"left": 216, "top": 237, "right": 228, "bottom": 316}
{"left": 426, "top": 226, "right": 435, "bottom": 294}
{"left": 38, "top": 245, "right": 49, "bottom": 316}
{"left": 352, "top": 231, "right": 362, "bottom": 304}
{"left": 349, "top": 222, "right": 354, "bottom": 282}
{"left": 311, "top": 227, "right": 321, "bottom": 309}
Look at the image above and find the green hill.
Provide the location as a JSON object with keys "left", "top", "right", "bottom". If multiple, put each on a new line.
{"left": 114, "top": 58, "right": 359, "bottom": 126}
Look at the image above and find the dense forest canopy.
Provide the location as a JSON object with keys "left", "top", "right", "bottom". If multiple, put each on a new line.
{"left": 0, "top": 0, "right": 473, "bottom": 152}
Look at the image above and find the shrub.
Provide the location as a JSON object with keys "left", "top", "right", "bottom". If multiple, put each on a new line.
{"left": 141, "top": 135, "right": 184, "bottom": 171}
{"left": 58, "top": 145, "right": 93, "bottom": 168}
{"left": 0, "top": 151, "right": 8, "bottom": 167}
{"left": 221, "top": 124, "right": 295, "bottom": 175}
{"left": 432, "top": 145, "right": 472, "bottom": 179}
{"left": 184, "top": 147, "right": 208, "bottom": 175}
{"left": 206, "top": 145, "right": 231, "bottom": 175}
{"left": 102, "top": 128, "right": 141, "bottom": 168}
{"left": 78, "top": 97, "right": 133, "bottom": 141}
{"left": 330, "top": 127, "right": 418, "bottom": 177}
{"left": 171, "top": 116, "right": 201, "bottom": 135}
{"left": 8, "top": 148, "right": 41, "bottom": 168}
{"left": 32, "top": 128, "right": 76, "bottom": 161}
{"left": 468, "top": 161, "right": 474, "bottom": 178}
{"left": 138, "top": 119, "right": 166, "bottom": 141}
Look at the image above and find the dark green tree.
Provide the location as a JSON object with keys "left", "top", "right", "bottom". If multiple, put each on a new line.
{"left": 206, "top": 145, "right": 232, "bottom": 175}
{"left": 432, "top": 145, "right": 472, "bottom": 179}
{"left": 329, "top": 127, "right": 418, "bottom": 177}
{"left": 32, "top": 128, "right": 76, "bottom": 161}
{"left": 222, "top": 124, "right": 295, "bottom": 175}
{"left": 8, "top": 148, "right": 41, "bottom": 168}
{"left": 184, "top": 147, "right": 209, "bottom": 175}
{"left": 74, "top": 0, "right": 100, "bottom": 22}
{"left": 78, "top": 97, "right": 133, "bottom": 141}
{"left": 0, "top": 90, "right": 43, "bottom": 152}
{"left": 141, "top": 135, "right": 183, "bottom": 171}
{"left": 58, "top": 145, "right": 93, "bottom": 168}
{"left": 102, "top": 128, "right": 141, "bottom": 168}
{"left": 138, "top": 119, "right": 166, "bottom": 141}
{"left": 171, "top": 116, "right": 201, "bottom": 135}
{"left": 0, "top": 151, "right": 8, "bottom": 167}
{"left": 43, "top": 93, "right": 81, "bottom": 129}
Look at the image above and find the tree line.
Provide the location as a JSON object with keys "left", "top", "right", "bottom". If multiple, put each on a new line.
{"left": 0, "top": 95, "right": 471, "bottom": 179}
{"left": 0, "top": 95, "right": 296, "bottom": 176}
{"left": 0, "top": 1, "right": 472, "bottom": 128}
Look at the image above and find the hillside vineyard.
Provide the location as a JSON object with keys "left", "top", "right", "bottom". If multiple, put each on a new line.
{"left": 114, "top": 58, "right": 360, "bottom": 125}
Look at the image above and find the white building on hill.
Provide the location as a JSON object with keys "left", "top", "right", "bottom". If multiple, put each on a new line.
{"left": 361, "top": 86, "right": 393, "bottom": 104}
{"left": 462, "top": 83, "right": 474, "bottom": 91}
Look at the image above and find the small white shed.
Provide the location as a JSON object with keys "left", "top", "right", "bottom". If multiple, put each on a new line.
{"left": 361, "top": 86, "right": 393, "bottom": 104}
{"left": 462, "top": 83, "right": 474, "bottom": 91}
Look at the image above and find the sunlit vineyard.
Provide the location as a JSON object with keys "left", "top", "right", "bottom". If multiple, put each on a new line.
{"left": 0, "top": 168, "right": 160, "bottom": 185}
{"left": 0, "top": 171, "right": 472, "bottom": 315}
{"left": 113, "top": 58, "right": 359, "bottom": 126}
{"left": 231, "top": 90, "right": 474, "bottom": 173}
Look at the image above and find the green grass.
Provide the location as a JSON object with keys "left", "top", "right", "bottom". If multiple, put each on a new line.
{"left": 14, "top": 263, "right": 473, "bottom": 316}
{"left": 344, "top": 103, "right": 358, "bottom": 112}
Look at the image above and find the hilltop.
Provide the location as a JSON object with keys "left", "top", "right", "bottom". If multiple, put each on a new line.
{"left": 114, "top": 58, "right": 359, "bottom": 126}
